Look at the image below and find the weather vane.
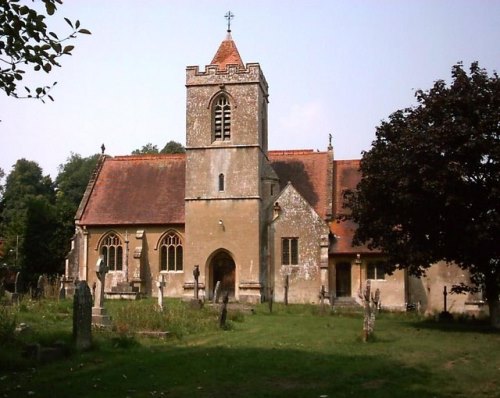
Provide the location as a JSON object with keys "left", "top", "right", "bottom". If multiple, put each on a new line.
{"left": 225, "top": 10, "right": 234, "bottom": 32}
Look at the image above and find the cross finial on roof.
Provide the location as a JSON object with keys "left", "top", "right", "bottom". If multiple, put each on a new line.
{"left": 101, "top": 143, "right": 105, "bottom": 154}
{"left": 225, "top": 10, "right": 234, "bottom": 32}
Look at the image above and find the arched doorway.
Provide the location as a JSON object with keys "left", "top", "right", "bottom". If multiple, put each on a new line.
{"left": 210, "top": 251, "right": 236, "bottom": 299}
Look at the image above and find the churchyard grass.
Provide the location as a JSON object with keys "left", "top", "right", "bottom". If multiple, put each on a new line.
{"left": 1, "top": 299, "right": 499, "bottom": 398}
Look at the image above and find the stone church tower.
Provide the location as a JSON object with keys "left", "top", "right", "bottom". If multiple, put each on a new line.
{"left": 184, "top": 31, "right": 278, "bottom": 303}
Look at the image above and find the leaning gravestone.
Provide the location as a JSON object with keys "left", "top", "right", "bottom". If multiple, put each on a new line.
{"left": 213, "top": 280, "right": 221, "bottom": 304}
{"left": 73, "top": 281, "right": 92, "bottom": 350}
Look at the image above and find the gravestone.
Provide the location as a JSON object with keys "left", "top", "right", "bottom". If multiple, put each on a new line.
{"left": 14, "top": 271, "right": 20, "bottom": 294}
{"left": 319, "top": 285, "right": 326, "bottom": 314}
{"left": 92, "top": 256, "right": 112, "bottom": 327}
{"left": 157, "top": 274, "right": 166, "bottom": 311}
{"left": 73, "top": 281, "right": 92, "bottom": 350}
{"left": 36, "top": 275, "right": 45, "bottom": 299}
{"left": 190, "top": 265, "right": 203, "bottom": 309}
{"left": 59, "top": 275, "right": 66, "bottom": 300}
{"left": 219, "top": 292, "right": 229, "bottom": 328}
{"left": 213, "top": 280, "right": 221, "bottom": 304}
{"left": 284, "top": 274, "right": 289, "bottom": 306}
{"left": 193, "top": 265, "right": 200, "bottom": 300}
{"left": 11, "top": 272, "right": 20, "bottom": 304}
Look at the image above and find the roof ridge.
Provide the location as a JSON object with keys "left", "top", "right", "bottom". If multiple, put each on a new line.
{"left": 112, "top": 154, "right": 186, "bottom": 161}
{"left": 268, "top": 149, "right": 324, "bottom": 155}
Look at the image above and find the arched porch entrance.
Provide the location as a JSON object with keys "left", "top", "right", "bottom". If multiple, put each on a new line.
{"left": 209, "top": 251, "right": 236, "bottom": 299}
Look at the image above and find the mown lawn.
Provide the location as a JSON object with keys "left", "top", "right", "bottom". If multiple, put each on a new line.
{"left": 1, "top": 299, "right": 499, "bottom": 398}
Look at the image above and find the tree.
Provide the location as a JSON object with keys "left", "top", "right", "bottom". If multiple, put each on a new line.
{"left": 161, "top": 140, "right": 185, "bottom": 154}
{"left": 132, "top": 141, "right": 185, "bottom": 155}
{"left": 132, "top": 143, "right": 160, "bottom": 155}
{"left": 0, "top": 159, "right": 56, "bottom": 280}
{"left": 0, "top": 0, "right": 91, "bottom": 101}
{"left": 52, "top": 152, "right": 99, "bottom": 267}
{"left": 344, "top": 62, "right": 500, "bottom": 328}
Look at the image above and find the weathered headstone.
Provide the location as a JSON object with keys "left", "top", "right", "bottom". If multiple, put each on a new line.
{"left": 59, "top": 275, "right": 66, "bottom": 300}
{"left": 438, "top": 286, "right": 453, "bottom": 321}
{"left": 319, "top": 285, "right": 326, "bottom": 314}
{"left": 219, "top": 292, "right": 229, "bottom": 328}
{"left": 213, "top": 280, "right": 221, "bottom": 304}
{"left": 190, "top": 265, "right": 203, "bottom": 309}
{"left": 73, "top": 281, "right": 92, "bottom": 350}
{"left": 14, "top": 272, "right": 20, "bottom": 294}
{"left": 36, "top": 275, "right": 45, "bottom": 299}
{"left": 358, "top": 280, "right": 381, "bottom": 342}
{"left": 157, "top": 274, "right": 166, "bottom": 311}
{"left": 193, "top": 265, "right": 200, "bottom": 300}
{"left": 92, "top": 256, "right": 111, "bottom": 327}
{"left": 284, "top": 274, "right": 289, "bottom": 306}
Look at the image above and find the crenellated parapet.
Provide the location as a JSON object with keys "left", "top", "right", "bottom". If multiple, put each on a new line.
{"left": 186, "top": 63, "right": 268, "bottom": 93}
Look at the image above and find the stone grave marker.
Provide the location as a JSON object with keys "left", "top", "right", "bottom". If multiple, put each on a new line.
{"left": 92, "top": 256, "right": 112, "bottom": 327}
{"left": 59, "top": 275, "right": 66, "bottom": 300}
{"left": 190, "top": 265, "right": 203, "bottom": 309}
{"left": 157, "top": 274, "right": 166, "bottom": 311}
{"left": 219, "top": 292, "right": 229, "bottom": 328}
{"left": 14, "top": 271, "right": 20, "bottom": 294}
{"left": 73, "top": 281, "right": 92, "bottom": 350}
{"left": 284, "top": 274, "right": 289, "bottom": 306}
{"left": 213, "top": 280, "right": 221, "bottom": 304}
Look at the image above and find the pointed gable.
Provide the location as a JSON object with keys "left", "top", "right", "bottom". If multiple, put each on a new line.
{"left": 269, "top": 150, "right": 332, "bottom": 220}
{"left": 210, "top": 32, "right": 244, "bottom": 70}
{"left": 78, "top": 154, "right": 185, "bottom": 226}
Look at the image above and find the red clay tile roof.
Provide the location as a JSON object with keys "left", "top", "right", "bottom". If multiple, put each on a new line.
{"left": 329, "top": 160, "right": 377, "bottom": 254}
{"left": 78, "top": 154, "right": 185, "bottom": 225}
{"left": 269, "top": 150, "right": 332, "bottom": 220}
{"left": 210, "top": 33, "right": 244, "bottom": 70}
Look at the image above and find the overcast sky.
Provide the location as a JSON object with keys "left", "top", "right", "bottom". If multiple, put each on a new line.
{"left": 1, "top": 0, "right": 499, "bottom": 180}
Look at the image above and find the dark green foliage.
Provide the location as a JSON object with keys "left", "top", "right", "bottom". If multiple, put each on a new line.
{"left": 0, "top": 159, "right": 54, "bottom": 277}
{"left": 161, "top": 140, "right": 186, "bottom": 154}
{"left": 131, "top": 143, "right": 160, "bottom": 154}
{"left": 52, "top": 153, "right": 99, "bottom": 268}
{"left": 0, "top": 154, "right": 98, "bottom": 280}
{"left": 132, "top": 141, "right": 185, "bottom": 155}
{"left": 0, "top": 0, "right": 91, "bottom": 101}
{"left": 343, "top": 62, "right": 500, "bottom": 327}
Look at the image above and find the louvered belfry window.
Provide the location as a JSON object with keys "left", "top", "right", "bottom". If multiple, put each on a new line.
{"left": 214, "top": 95, "right": 231, "bottom": 141}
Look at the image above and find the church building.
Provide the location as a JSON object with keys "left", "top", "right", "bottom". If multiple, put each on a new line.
{"left": 66, "top": 28, "right": 477, "bottom": 313}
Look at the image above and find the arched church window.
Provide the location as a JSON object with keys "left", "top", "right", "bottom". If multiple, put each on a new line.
{"left": 213, "top": 95, "right": 231, "bottom": 141}
{"left": 101, "top": 233, "right": 123, "bottom": 271}
{"left": 160, "top": 232, "right": 183, "bottom": 272}
{"left": 219, "top": 173, "right": 225, "bottom": 191}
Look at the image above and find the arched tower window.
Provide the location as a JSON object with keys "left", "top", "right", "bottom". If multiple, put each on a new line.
{"left": 100, "top": 233, "right": 123, "bottom": 271}
{"left": 160, "top": 232, "right": 183, "bottom": 272}
{"left": 219, "top": 173, "right": 225, "bottom": 191}
{"left": 213, "top": 95, "right": 231, "bottom": 141}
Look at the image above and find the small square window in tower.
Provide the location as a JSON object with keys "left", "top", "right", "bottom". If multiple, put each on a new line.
{"left": 213, "top": 95, "right": 231, "bottom": 141}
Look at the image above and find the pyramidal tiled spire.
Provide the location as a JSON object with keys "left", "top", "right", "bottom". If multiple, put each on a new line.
{"left": 210, "top": 31, "right": 244, "bottom": 70}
